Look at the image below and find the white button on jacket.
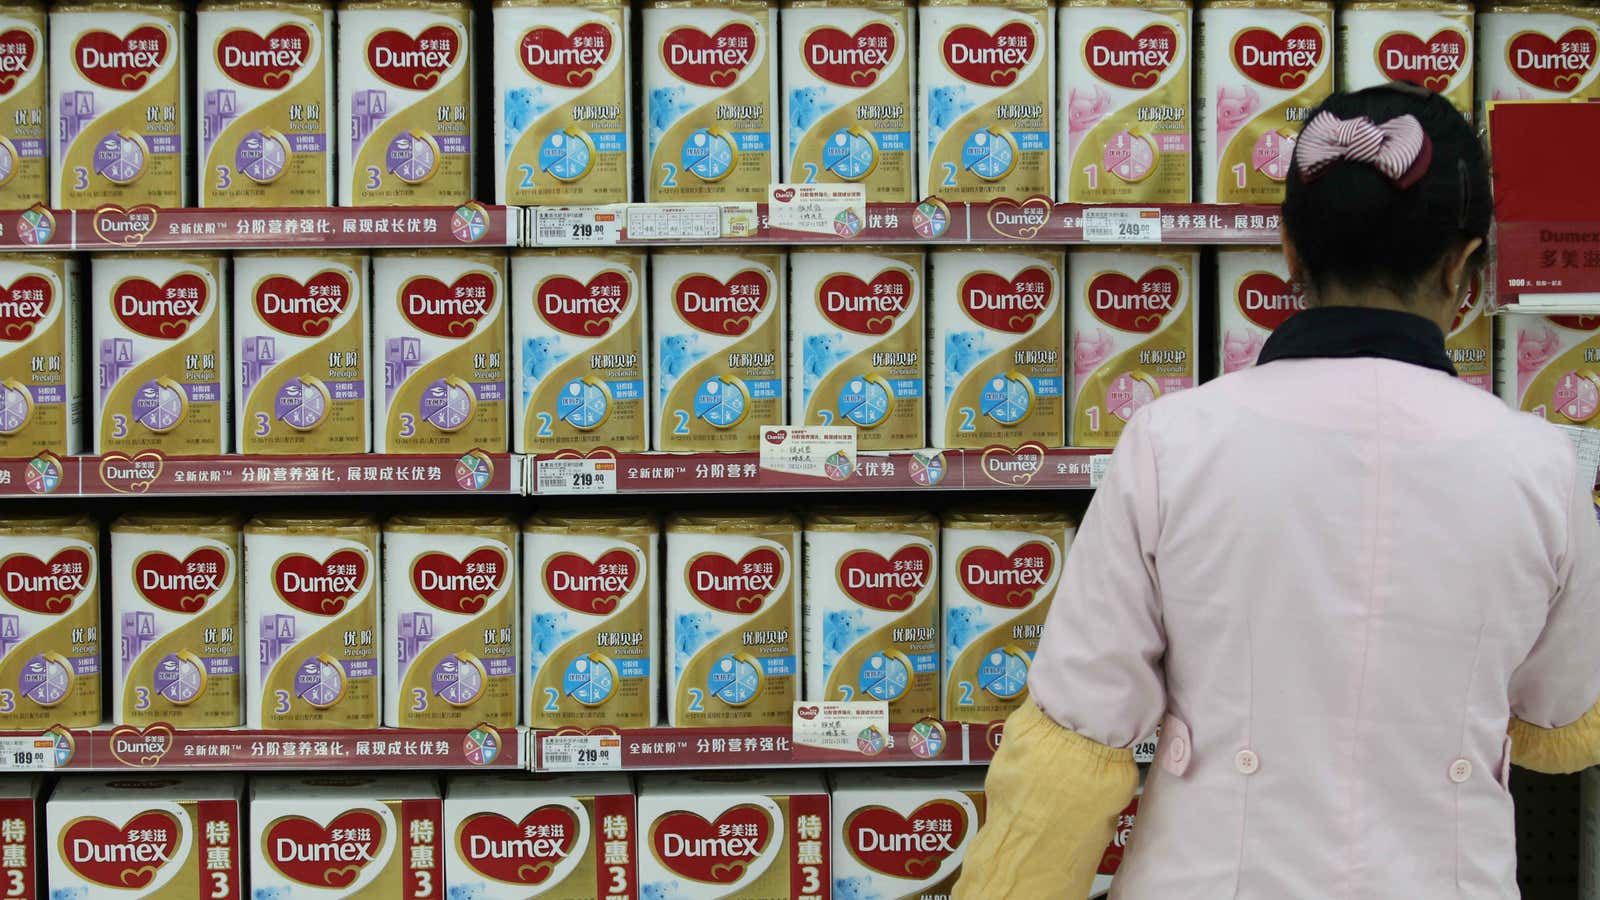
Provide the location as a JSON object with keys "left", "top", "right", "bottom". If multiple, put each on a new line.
{"left": 1027, "top": 356, "right": 1600, "bottom": 898}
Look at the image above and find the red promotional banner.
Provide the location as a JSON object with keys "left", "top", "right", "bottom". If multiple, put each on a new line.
{"left": 1490, "top": 102, "right": 1600, "bottom": 301}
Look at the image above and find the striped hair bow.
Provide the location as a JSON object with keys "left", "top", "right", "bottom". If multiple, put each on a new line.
{"left": 1294, "top": 111, "right": 1433, "bottom": 189}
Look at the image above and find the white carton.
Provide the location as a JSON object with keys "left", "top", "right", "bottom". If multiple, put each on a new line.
{"left": 828, "top": 769, "right": 986, "bottom": 900}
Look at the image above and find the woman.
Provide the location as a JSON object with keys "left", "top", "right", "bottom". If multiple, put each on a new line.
{"left": 956, "top": 84, "right": 1600, "bottom": 898}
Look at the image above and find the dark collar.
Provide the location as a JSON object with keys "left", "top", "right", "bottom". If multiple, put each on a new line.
{"left": 1256, "top": 306, "right": 1457, "bottom": 376}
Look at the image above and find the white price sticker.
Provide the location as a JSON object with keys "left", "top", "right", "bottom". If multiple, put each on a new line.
{"left": 626, "top": 204, "right": 723, "bottom": 240}
{"left": 768, "top": 183, "right": 867, "bottom": 236}
{"left": 759, "top": 426, "right": 857, "bottom": 480}
{"left": 1088, "top": 453, "right": 1113, "bottom": 487}
{"left": 0, "top": 735, "right": 58, "bottom": 771}
{"left": 535, "top": 458, "right": 616, "bottom": 495}
{"left": 793, "top": 701, "right": 891, "bottom": 755}
{"left": 1082, "top": 207, "right": 1163, "bottom": 243}
{"left": 1557, "top": 423, "right": 1600, "bottom": 487}
{"left": 540, "top": 734, "right": 622, "bottom": 771}
{"left": 534, "top": 206, "right": 622, "bottom": 246}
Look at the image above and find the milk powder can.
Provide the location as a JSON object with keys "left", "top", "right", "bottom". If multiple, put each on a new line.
{"left": 372, "top": 249, "right": 508, "bottom": 453}
{"left": 111, "top": 513, "right": 243, "bottom": 728}
{"left": 666, "top": 511, "right": 801, "bottom": 728}
{"left": 1496, "top": 311, "right": 1600, "bottom": 428}
{"left": 1340, "top": 1, "right": 1473, "bottom": 117}
{"left": 1216, "top": 246, "right": 1305, "bottom": 375}
{"left": 642, "top": 0, "right": 779, "bottom": 202}
{"left": 803, "top": 508, "right": 939, "bottom": 723}
{"left": 92, "top": 252, "right": 230, "bottom": 456}
{"left": 940, "top": 506, "right": 1074, "bottom": 722}
{"left": 524, "top": 510, "right": 658, "bottom": 730}
{"left": 338, "top": 0, "right": 475, "bottom": 206}
{"left": 1448, "top": 274, "right": 1492, "bottom": 391}
{"left": 197, "top": 0, "right": 334, "bottom": 208}
{"left": 1059, "top": 0, "right": 1193, "bottom": 202}
{"left": 0, "top": 254, "right": 82, "bottom": 458}
{"left": 829, "top": 769, "right": 987, "bottom": 899}
{"left": 445, "top": 772, "right": 638, "bottom": 900}
{"left": 928, "top": 246, "right": 1067, "bottom": 449}
{"left": 919, "top": 0, "right": 1055, "bottom": 200}
{"left": 0, "top": 3, "right": 48, "bottom": 208}
{"left": 47, "top": 775, "right": 245, "bottom": 899}
{"left": 50, "top": 0, "right": 189, "bottom": 209}
{"left": 781, "top": 0, "right": 917, "bottom": 201}
{"left": 1478, "top": 1, "right": 1600, "bottom": 120}
{"left": 512, "top": 248, "right": 649, "bottom": 453}
{"left": 637, "top": 772, "right": 830, "bottom": 900}
{"left": 0, "top": 514, "right": 99, "bottom": 730}
{"left": 790, "top": 247, "right": 926, "bottom": 450}
{"left": 244, "top": 514, "right": 381, "bottom": 730}
{"left": 1068, "top": 246, "right": 1199, "bottom": 447}
{"left": 250, "top": 774, "right": 442, "bottom": 898}
{"left": 494, "top": 0, "right": 631, "bottom": 205}
{"left": 652, "top": 249, "right": 786, "bottom": 452}
{"left": 1196, "top": 0, "right": 1334, "bottom": 203}
{"left": 382, "top": 513, "right": 518, "bottom": 729}
{"left": 234, "top": 250, "right": 370, "bottom": 454}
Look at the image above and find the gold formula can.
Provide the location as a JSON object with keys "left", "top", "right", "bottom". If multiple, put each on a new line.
{"left": 0, "top": 2, "right": 48, "bottom": 208}
{"left": 0, "top": 514, "right": 100, "bottom": 729}
{"left": 1339, "top": 1, "right": 1473, "bottom": 117}
{"left": 1478, "top": 1, "right": 1600, "bottom": 122}
{"left": 0, "top": 254, "right": 83, "bottom": 458}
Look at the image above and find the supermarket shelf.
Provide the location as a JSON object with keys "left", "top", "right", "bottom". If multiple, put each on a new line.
{"left": 0, "top": 203, "right": 516, "bottom": 251}
{"left": 0, "top": 450, "right": 518, "bottom": 497}
{"left": 529, "top": 446, "right": 1109, "bottom": 494}
{"left": 527, "top": 200, "right": 1283, "bottom": 247}
{"left": 0, "top": 724, "right": 522, "bottom": 771}
{"left": 966, "top": 722, "right": 1159, "bottom": 766}
{"left": 531, "top": 721, "right": 972, "bottom": 772}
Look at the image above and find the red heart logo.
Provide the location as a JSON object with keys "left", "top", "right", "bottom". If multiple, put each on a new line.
{"left": 111, "top": 274, "right": 210, "bottom": 340}
{"left": 672, "top": 270, "right": 770, "bottom": 337}
{"left": 133, "top": 548, "right": 228, "bottom": 614}
{"left": 1508, "top": 28, "right": 1598, "bottom": 92}
{"left": 0, "top": 29, "right": 38, "bottom": 97}
{"left": 979, "top": 443, "right": 1046, "bottom": 486}
{"left": 0, "top": 549, "right": 91, "bottom": 614}
{"left": 816, "top": 270, "right": 914, "bottom": 335}
{"left": 1231, "top": 25, "right": 1324, "bottom": 90}
{"left": 802, "top": 22, "right": 896, "bottom": 87}
{"left": 0, "top": 274, "right": 53, "bottom": 341}
{"left": 252, "top": 271, "right": 352, "bottom": 338}
{"left": 687, "top": 549, "right": 782, "bottom": 614}
{"left": 662, "top": 24, "right": 758, "bottom": 88}
{"left": 366, "top": 24, "right": 461, "bottom": 91}
{"left": 1375, "top": 29, "right": 1467, "bottom": 90}
{"left": 650, "top": 806, "right": 772, "bottom": 884}
{"left": 519, "top": 22, "right": 613, "bottom": 88}
{"left": 542, "top": 549, "right": 639, "bottom": 615}
{"left": 534, "top": 270, "right": 632, "bottom": 337}
{"left": 957, "top": 542, "right": 1055, "bottom": 609}
{"left": 61, "top": 810, "right": 181, "bottom": 889}
{"left": 1550, "top": 313, "right": 1600, "bottom": 332}
{"left": 1084, "top": 24, "right": 1178, "bottom": 89}
{"left": 98, "top": 451, "right": 164, "bottom": 494}
{"left": 214, "top": 23, "right": 312, "bottom": 90}
{"left": 1086, "top": 268, "right": 1180, "bottom": 334}
{"left": 1234, "top": 272, "right": 1305, "bottom": 331}
{"left": 399, "top": 273, "right": 497, "bottom": 339}
{"left": 264, "top": 811, "right": 386, "bottom": 888}
{"left": 1096, "top": 797, "right": 1140, "bottom": 877}
{"left": 837, "top": 545, "right": 931, "bottom": 612}
{"left": 92, "top": 204, "right": 159, "bottom": 246}
{"left": 457, "top": 807, "right": 581, "bottom": 884}
{"left": 73, "top": 26, "right": 169, "bottom": 92}
{"left": 942, "top": 22, "right": 1037, "bottom": 87}
{"left": 772, "top": 187, "right": 796, "bottom": 203}
{"left": 106, "top": 723, "right": 175, "bottom": 767}
{"left": 843, "top": 800, "right": 969, "bottom": 879}
{"left": 410, "top": 547, "right": 507, "bottom": 615}
{"left": 764, "top": 428, "right": 786, "bottom": 444}
{"left": 986, "top": 196, "right": 1054, "bottom": 240}
{"left": 958, "top": 267, "right": 1054, "bottom": 334}
{"left": 273, "top": 550, "right": 367, "bottom": 617}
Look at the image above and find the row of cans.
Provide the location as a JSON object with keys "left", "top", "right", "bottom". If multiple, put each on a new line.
{"left": 0, "top": 1, "right": 1594, "bottom": 210}
{"left": 0, "top": 506, "right": 1076, "bottom": 732}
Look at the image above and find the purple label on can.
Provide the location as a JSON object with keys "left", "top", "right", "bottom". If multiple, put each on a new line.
{"left": 483, "top": 656, "right": 515, "bottom": 678}
{"left": 236, "top": 131, "right": 288, "bottom": 183}
{"left": 13, "top": 138, "right": 44, "bottom": 159}
{"left": 420, "top": 378, "right": 474, "bottom": 431}
{"left": 289, "top": 133, "right": 327, "bottom": 154}
{"left": 472, "top": 381, "right": 504, "bottom": 402}
{"left": 92, "top": 132, "right": 148, "bottom": 183}
{"left": 274, "top": 379, "right": 329, "bottom": 431}
{"left": 131, "top": 379, "right": 184, "bottom": 432}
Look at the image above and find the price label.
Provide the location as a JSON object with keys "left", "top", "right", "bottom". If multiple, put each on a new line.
{"left": 1082, "top": 207, "right": 1162, "bottom": 243}
{"left": 1557, "top": 423, "right": 1600, "bottom": 486}
{"left": 1088, "top": 453, "right": 1113, "bottom": 487}
{"left": 792, "top": 701, "right": 891, "bottom": 755}
{"left": 540, "top": 734, "right": 622, "bottom": 771}
{"left": 535, "top": 458, "right": 617, "bottom": 495}
{"left": 626, "top": 204, "right": 724, "bottom": 240}
{"left": 768, "top": 183, "right": 867, "bottom": 237}
{"left": 759, "top": 426, "right": 857, "bottom": 480}
{"left": 534, "top": 206, "right": 622, "bottom": 246}
{"left": 0, "top": 735, "right": 57, "bottom": 771}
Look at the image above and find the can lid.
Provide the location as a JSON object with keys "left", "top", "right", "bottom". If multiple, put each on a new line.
{"left": 666, "top": 510, "right": 800, "bottom": 531}
{"left": 112, "top": 512, "right": 240, "bottom": 534}
{"left": 524, "top": 510, "right": 657, "bottom": 533}
{"left": 244, "top": 513, "right": 379, "bottom": 534}
{"left": 339, "top": 0, "right": 470, "bottom": 11}
{"left": 384, "top": 513, "right": 516, "bottom": 535}
{"left": 804, "top": 507, "right": 938, "bottom": 533}
{"left": 0, "top": 513, "right": 96, "bottom": 535}
{"left": 941, "top": 506, "right": 1078, "bottom": 529}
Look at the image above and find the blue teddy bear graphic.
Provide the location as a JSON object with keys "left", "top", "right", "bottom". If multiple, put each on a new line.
{"left": 787, "top": 86, "right": 837, "bottom": 153}
{"left": 946, "top": 605, "right": 991, "bottom": 653}
{"left": 251, "top": 889, "right": 290, "bottom": 900}
{"left": 530, "top": 611, "right": 577, "bottom": 671}
{"left": 657, "top": 333, "right": 705, "bottom": 393}
{"left": 448, "top": 883, "right": 488, "bottom": 900}
{"left": 926, "top": 85, "right": 975, "bottom": 151}
{"left": 504, "top": 87, "right": 554, "bottom": 153}
{"left": 674, "top": 611, "right": 715, "bottom": 675}
{"left": 822, "top": 607, "right": 870, "bottom": 672}
{"left": 642, "top": 881, "right": 682, "bottom": 900}
{"left": 944, "top": 331, "right": 989, "bottom": 399}
{"left": 648, "top": 86, "right": 694, "bottom": 154}
{"left": 834, "top": 876, "right": 885, "bottom": 900}
{"left": 521, "top": 335, "right": 570, "bottom": 394}
{"left": 803, "top": 332, "right": 852, "bottom": 396}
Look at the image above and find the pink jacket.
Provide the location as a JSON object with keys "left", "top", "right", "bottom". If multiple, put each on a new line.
{"left": 1028, "top": 356, "right": 1600, "bottom": 898}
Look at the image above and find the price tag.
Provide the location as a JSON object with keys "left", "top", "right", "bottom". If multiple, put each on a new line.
{"left": 1088, "top": 453, "right": 1113, "bottom": 487}
{"left": 626, "top": 204, "right": 723, "bottom": 240}
{"left": 1082, "top": 207, "right": 1162, "bottom": 243}
{"left": 540, "top": 734, "right": 622, "bottom": 771}
{"left": 1557, "top": 423, "right": 1600, "bottom": 486}
{"left": 535, "top": 457, "right": 616, "bottom": 495}
{"left": 768, "top": 183, "right": 867, "bottom": 237}
{"left": 759, "top": 426, "right": 857, "bottom": 480}
{"left": 792, "top": 701, "right": 891, "bottom": 755}
{"left": 533, "top": 206, "right": 622, "bottom": 246}
{"left": 0, "top": 734, "right": 57, "bottom": 771}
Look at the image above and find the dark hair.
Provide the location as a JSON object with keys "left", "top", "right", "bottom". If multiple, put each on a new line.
{"left": 1282, "top": 84, "right": 1492, "bottom": 303}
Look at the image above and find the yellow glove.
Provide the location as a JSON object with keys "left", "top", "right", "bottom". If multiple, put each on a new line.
{"left": 1510, "top": 696, "right": 1600, "bottom": 774}
{"left": 953, "top": 702, "right": 1140, "bottom": 899}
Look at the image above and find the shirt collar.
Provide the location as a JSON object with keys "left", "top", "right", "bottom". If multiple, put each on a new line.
{"left": 1256, "top": 305, "right": 1457, "bottom": 377}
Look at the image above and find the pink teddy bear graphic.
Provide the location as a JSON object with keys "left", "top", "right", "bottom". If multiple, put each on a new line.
{"left": 1073, "top": 329, "right": 1115, "bottom": 392}
{"left": 1068, "top": 85, "right": 1113, "bottom": 136}
{"left": 1518, "top": 326, "right": 1561, "bottom": 375}
{"left": 1222, "top": 330, "right": 1266, "bottom": 373}
{"left": 1216, "top": 86, "right": 1262, "bottom": 143}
